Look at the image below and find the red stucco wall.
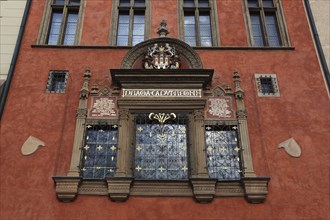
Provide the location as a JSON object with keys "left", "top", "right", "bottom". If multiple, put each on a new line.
{"left": 0, "top": 0, "right": 329, "bottom": 219}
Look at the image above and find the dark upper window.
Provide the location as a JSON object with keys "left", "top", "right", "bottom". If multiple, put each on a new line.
{"left": 115, "top": 0, "right": 147, "bottom": 46}
{"left": 255, "top": 74, "right": 280, "bottom": 96}
{"left": 46, "top": 0, "right": 82, "bottom": 45}
{"left": 81, "top": 123, "right": 119, "bottom": 179}
{"left": 182, "top": 0, "right": 216, "bottom": 47}
{"left": 246, "top": 0, "right": 288, "bottom": 46}
{"left": 46, "top": 71, "right": 68, "bottom": 93}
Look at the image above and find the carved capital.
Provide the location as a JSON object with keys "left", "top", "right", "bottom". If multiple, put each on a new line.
{"left": 52, "top": 176, "right": 82, "bottom": 202}
{"left": 76, "top": 108, "right": 87, "bottom": 118}
{"left": 106, "top": 177, "right": 133, "bottom": 202}
{"left": 241, "top": 177, "right": 270, "bottom": 204}
{"left": 193, "top": 110, "right": 204, "bottom": 121}
{"left": 236, "top": 109, "right": 247, "bottom": 119}
{"left": 190, "top": 178, "right": 217, "bottom": 203}
{"left": 119, "top": 109, "right": 130, "bottom": 120}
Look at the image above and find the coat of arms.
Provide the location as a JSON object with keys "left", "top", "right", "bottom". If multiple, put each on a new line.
{"left": 144, "top": 43, "right": 180, "bottom": 69}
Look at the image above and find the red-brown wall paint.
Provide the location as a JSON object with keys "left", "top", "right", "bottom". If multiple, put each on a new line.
{"left": 0, "top": 0, "right": 329, "bottom": 219}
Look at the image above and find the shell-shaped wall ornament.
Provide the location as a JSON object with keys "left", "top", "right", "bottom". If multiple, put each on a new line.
{"left": 21, "top": 136, "right": 45, "bottom": 156}
{"left": 278, "top": 137, "right": 301, "bottom": 158}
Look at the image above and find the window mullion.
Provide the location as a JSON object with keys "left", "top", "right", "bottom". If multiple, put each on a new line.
{"left": 58, "top": 6, "right": 68, "bottom": 45}
{"left": 260, "top": 9, "right": 269, "bottom": 46}
{"left": 195, "top": 8, "right": 201, "bottom": 46}
{"left": 128, "top": 8, "right": 134, "bottom": 46}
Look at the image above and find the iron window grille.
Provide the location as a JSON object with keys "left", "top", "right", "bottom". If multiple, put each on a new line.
{"left": 134, "top": 113, "right": 189, "bottom": 180}
{"left": 205, "top": 124, "right": 242, "bottom": 180}
{"left": 255, "top": 74, "right": 280, "bottom": 96}
{"left": 116, "top": 0, "right": 146, "bottom": 46}
{"left": 46, "top": 71, "right": 68, "bottom": 93}
{"left": 47, "top": 0, "right": 81, "bottom": 45}
{"left": 246, "top": 0, "right": 286, "bottom": 46}
{"left": 183, "top": 0, "right": 213, "bottom": 47}
{"left": 80, "top": 123, "right": 119, "bottom": 179}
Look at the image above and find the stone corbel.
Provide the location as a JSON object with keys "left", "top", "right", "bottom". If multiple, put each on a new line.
{"left": 106, "top": 177, "right": 133, "bottom": 202}
{"left": 52, "top": 176, "right": 82, "bottom": 202}
{"left": 190, "top": 178, "right": 217, "bottom": 203}
{"left": 241, "top": 177, "right": 270, "bottom": 204}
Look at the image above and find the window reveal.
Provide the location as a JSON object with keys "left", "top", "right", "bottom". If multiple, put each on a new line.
{"left": 134, "top": 113, "right": 189, "bottom": 180}
{"left": 46, "top": 70, "right": 68, "bottom": 93}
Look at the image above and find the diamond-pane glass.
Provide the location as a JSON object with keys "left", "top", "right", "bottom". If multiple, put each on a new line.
{"left": 119, "top": 0, "right": 130, "bottom": 6}
{"left": 134, "top": 0, "right": 145, "bottom": 7}
{"left": 134, "top": 113, "right": 189, "bottom": 180}
{"left": 265, "top": 14, "right": 280, "bottom": 46}
{"left": 117, "top": 13, "right": 130, "bottom": 45}
{"left": 184, "top": 0, "right": 195, "bottom": 7}
{"left": 54, "top": 0, "right": 65, "bottom": 5}
{"left": 81, "top": 124, "right": 118, "bottom": 179}
{"left": 48, "top": 12, "right": 63, "bottom": 45}
{"left": 205, "top": 125, "right": 242, "bottom": 180}
{"left": 263, "top": 0, "right": 274, "bottom": 7}
{"left": 248, "top": 0, "right": 258, "bottom": 8}
{"left": 63, "top": 12, "right": 78, "bottom": 45}
{"left": 133, "top": 13, "right": 145, "bottom": 44}
{"left": 250, "top": 14, "right": 265, "bottom": 46}
{"left": 199, "top": 0, "right": 209, "bottom": 7}
{"left": 69, "top": 0, "right": 81, "bottom": 5}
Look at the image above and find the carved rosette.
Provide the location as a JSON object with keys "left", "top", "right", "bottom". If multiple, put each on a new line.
{"left": 241, "top": 177, "right": 270, "bottom": 204}
{"left": 106, "top": 177, "right": 133, "bottom": 202}
{"left": 52, "top": 176, "right": 82, "bottom": 202}
{"left": 190, "top": 178, "right": 217, "bottom": 203}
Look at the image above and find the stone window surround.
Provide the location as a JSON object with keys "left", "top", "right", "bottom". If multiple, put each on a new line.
{"left": 109, "top": 0, "right": 151, "bottom": 46}
{"left": 254, "top": 73, "right": 280, "bottom": 97}
{"left": 46, "top": 70, "right": 69, "bottom": 93}
{"left": 242, "top": 0, "right": 290, "bottom": 47}
{"left": 178, "top": 0, "right": 220, "bottom": 47}
{"left": 37, "top": 0, "right": 85, "bottom": 45}
{"left": 52, "top": 69, "right": 270, "bottom": 204}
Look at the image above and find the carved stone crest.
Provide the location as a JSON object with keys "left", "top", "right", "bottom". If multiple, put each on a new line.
{"left": 143, "top": 43, "right": 180, "bottom": 69}
{"left": 90, "top": 97, "right": 117, "bottom": 118}
{"left": 207, "top": 98, "right": 233, "bottom": 118}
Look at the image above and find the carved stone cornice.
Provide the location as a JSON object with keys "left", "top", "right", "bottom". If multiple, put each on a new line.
{"left": 241, "top": 177, "right": 270, "bottom": 204}
{"left": 106, "top": 177, "right": 133, "bottom": 202}
{"left": 52, "top": 176, "right": 82, "bottom": 202}
{"left": 190, "top": 178, "right": 217, "bottom": 203}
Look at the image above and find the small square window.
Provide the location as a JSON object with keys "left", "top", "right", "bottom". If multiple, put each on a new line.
{"left": 46, "top": 71, "right": 68, "bottom": 93}
{"left": 255, "top": 74, "right": 280, "bottom": 97}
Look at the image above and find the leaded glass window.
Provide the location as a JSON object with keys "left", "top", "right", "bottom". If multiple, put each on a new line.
{"left": 247, "top": 0, "right": 283, "bottom": 46}
{"left": 46, "top": 70, "right": 68, "bottom": 93}
{"left": 47, "top": 0, "right": 81, "bottom": 45}
{"left": 134, "top": 113, "right": 189, "bottom": 180}
{"left": 183, "top": 0, "right": 213, "bottom": 47}
{"left": 255, "top": 74, "right": 280, "bottom": 96}
{"left": 205, "top": 124, "right": 242, "bottom": 180}
{"left": 116, "top": 0, "right": 146, "bottom": 46}
{"left": 81, "top": 123, "right": 118, "bottom": 179}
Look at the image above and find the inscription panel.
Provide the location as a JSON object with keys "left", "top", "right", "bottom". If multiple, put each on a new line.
{"left": 122, "top": 89, "right": 202, "bottom": 98}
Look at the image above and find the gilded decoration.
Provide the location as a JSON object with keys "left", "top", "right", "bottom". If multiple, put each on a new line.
{"left": 143, "top": 43, "right": 180, "bottom": 69}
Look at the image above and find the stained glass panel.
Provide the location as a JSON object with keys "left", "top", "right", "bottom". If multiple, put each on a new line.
{"left": 81, "top": 124, "right": 118, "bottom": 179}
{"left": 134, "top": 113, "right": 188, "bottom": 180}
{"left": 205, "top": 125, "right": 242, "bottom": 180}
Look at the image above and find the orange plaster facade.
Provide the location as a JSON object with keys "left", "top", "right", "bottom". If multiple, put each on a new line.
{"left": 0, "top": 0, "right": 329, "bottom": 219}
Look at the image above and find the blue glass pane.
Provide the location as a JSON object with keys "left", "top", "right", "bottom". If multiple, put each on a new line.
{"left": 134, "top": 0, "right": 145, "bottom": 7}
{"left": 63, "top": 12, "right": 78, "bottom": 45}
{"left": 117, "top": 35, "right": 129, "bottom": 45}
{"left": 200, "top": 37, "right": 212, "bottom": 46}
{"left": 133, "top": 23, "right": 144, "bottom": 35}
{"left": 184, "top": 25, "right": 196, "bottom": 37}
{"left": 119, "top": 0, "right": 130, "bottom": 6}
{"left": 69, "top": 0, "right": 81, "bottom": 5}
{"left": 250, "top": 14, "right": 265, "bottom": 46}
{"left": 54, "top": 0, "right": 65, "bottom": 5}
{"left": 184, "top": 15, "right": 195, "bottom": 25}
{"left": 199, "top": 0, "right": 209, "bottom": 7}
{"left": 248, "top": 0, "right": 258, "bottom": 7}
{"left": 134, "top": 14, "right": 145, "bottom": 24}
{"left": 199, "top": 15, "right": 211, "bottom": 24}
{"left": 205, "top": 125, "right": 242, "bottom": 180}
{"left": 263, "top": 0, "right": 274, "bottom": 7}
{"left": 48, "top": 12, "right": 62, "bottom": 45}
{"left": 185, "top": 37, "right": 196, "bottom": 46}
{"left": 200, "top": 24, "right": 211, "bottom": 37}
{"left": 265, "top": 14, "right": 280, "bottom": 46}
{"left": 118, "top": 24, "right": 129, "bottom": 35}
{"left": 118, "top": 14, "right": 130, "bottom": 23}
{"left": 134, "top": 113, "right": 188, "bottom": 180}
{"left": 82, "top": 124, "right": 118, "bottom": 179}
{"left": 184, "top": 0, "right": 195, "bottom": 7}
{"left": 132, "top": 36, "right": 144, "bottom": 45}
